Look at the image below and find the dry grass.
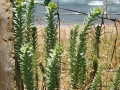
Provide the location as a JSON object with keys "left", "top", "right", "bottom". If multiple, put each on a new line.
{"left": 37, "top": 23, "right": 120, "bottom": 90}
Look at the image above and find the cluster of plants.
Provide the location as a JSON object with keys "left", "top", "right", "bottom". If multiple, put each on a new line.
{"left": 12, "top": 0, "right": 120, "bottom": 90}
{"left": 13, "top": 0, "right": 38, "bottom": 89}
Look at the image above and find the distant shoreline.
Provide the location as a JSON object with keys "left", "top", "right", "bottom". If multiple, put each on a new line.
{"left": 36, "top": 22, "right": 119, "bottom": 30}
{"left": 34, "top": 21, "right": 117, "bottom": 28}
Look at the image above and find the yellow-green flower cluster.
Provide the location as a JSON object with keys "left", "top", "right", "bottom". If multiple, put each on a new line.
{"left": 48, "top": 2, "right": 57, "bottom": 10}
{"left": 94, "top": 7, "right": 103, "bottom": 16}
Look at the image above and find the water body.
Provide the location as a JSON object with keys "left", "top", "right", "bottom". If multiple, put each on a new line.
{"left": 34, "top": 0, "right": 120, "bottom": 25}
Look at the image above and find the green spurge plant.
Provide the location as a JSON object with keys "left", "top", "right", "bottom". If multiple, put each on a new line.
{"left": 90, "top": 65, "right": 103, "bottom": 90}
{"left": 13, "top": 0, "right": 38, "bottom": 90}
{"left": 45, "top": 45, "right": 63, "bottom": 90}
{"left": 32, "top": 27, "right": 38, "bottom": 51}
{"left": 13, "top": 0, "right": 26, "bottom": 89}
{"left": 19, "top": 43, "right": 34, "bottom": 90}
{"left": 25, "top": 0, "right": 36, "bottom": 43}
{"left": 31, "top": 27, "right": 39, "bottom": 90}
{"left": 92, "top": 25, "right": 101, "bottom": 77}
{"left": 45, "top": 2, "right": 58, "bottom": 58}
{"left": 93, "top": 25, "right": 101, "bottom": 58}
{"left": 40, "top": 2, "right": 58, "bottom": 89}
{"left": 69, "top": 7, "right": 103, "bottom": 89}
{"left": 76, "top": 7, "right": 102, "bottom": 86}
{"left": 113, "top": 65, "right": 120, "bottom": 90}
{"left": 69, "top": 24, "right": 79, "bottom": 89}
{"left": 24, "top": 0, "right": 39, "bottom": 89}
{"left": 20, "top": 0, "right": 38, "bottom": 90}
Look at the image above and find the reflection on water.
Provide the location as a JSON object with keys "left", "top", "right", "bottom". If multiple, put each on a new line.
{"left": 88, "top": 1, "right": 104, "bottom": 5}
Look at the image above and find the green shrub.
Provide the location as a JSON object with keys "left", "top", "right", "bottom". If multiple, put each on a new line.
{"left": 69, "top": 8, "right": 103, "bottom": 89}
{"left": 45, "top": 2, "right": 58, "bottom": 58}
{"left": 46, "top": 45, "right": 63, "bottom": 90}
{"left": 69, "top": 24, "right": 79, "bottom": 89}
{"left": 13, "top": 0, "right": 26, "bottom": 89}
{"left": 90, "top": 65, "right": 103, "bottom": 90}
{"left": 19, "top": 43, "right": 34, "bottom": 90}
{"left": 92, "top": 25, "right": 101, "bottom": 77}
{"left": 13, "top": 0, "right": 38, "bottom": 90}
{"left": 113, "top": 65, "right": 120, "bottom": 90}
{"left": 76, "top": 7, "right": 102, "bottom": 86}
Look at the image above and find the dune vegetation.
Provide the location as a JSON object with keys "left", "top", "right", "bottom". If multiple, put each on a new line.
{"left": 12, "top": 0, "right": 120, "bottom": 90}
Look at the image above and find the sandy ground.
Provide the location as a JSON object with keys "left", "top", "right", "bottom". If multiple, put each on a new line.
{"left": 36, "top": 23, "right": 120, "bottom": 40}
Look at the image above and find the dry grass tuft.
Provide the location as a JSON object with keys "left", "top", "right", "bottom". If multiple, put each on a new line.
{"left": 37, "top": 22, "right": 120, "bottom": 89}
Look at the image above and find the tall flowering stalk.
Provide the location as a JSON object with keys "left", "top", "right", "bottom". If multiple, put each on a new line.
{"left": 13, "top": 0, "right": 38, "bottom": 90}
{"left": 45, "top": 2, "right": 58, "bottom": 58}
{"left": 69, "top": 8, "right": 103, "bottom": 89}
{"left": 76, "top": 8, "right": 102, "bottom": 86}
{"left": 44, "top": 2, "right": 61, "bottom": 90}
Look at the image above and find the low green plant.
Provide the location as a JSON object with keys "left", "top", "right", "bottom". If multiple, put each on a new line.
{"left": 92, "top": 55, "right": 98, "bottom": 77}
{"left": 92, "top": 25, "right": 101, "bottom": 77}
{"left": 90, "top": 65, "right": 103, "bottom": 90}
{"left": 31, "top": 27, "right": 38, "bottom": 51}
{"left": 113, "top": 65, "right": 120, "bottom": 90}
{"left": 19, "top": 43, "right": 34, "bottom": 90}
{"left": 93, "top": 25, "right": 101, "bottom": 58}
{"left": 45, "top": 45, "right": 63, "bottom": 90}
{"left": 69, "top": 24, "right": 79, "bottom": 89}
{"left": 30, "top": 26, "right": 38, "bottom": 90}
{"left": 31, "top": 26, "right": 39, "bottom": 90}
